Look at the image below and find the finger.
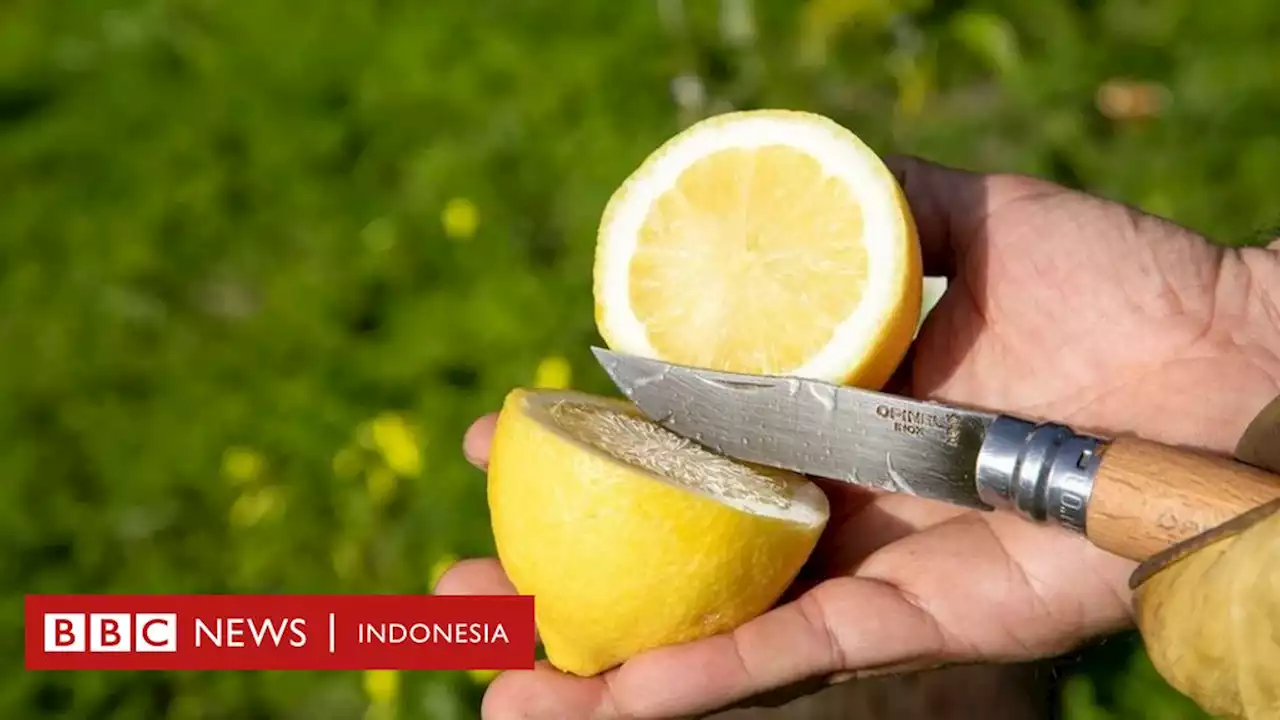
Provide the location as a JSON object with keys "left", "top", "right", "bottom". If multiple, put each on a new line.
{"left": 485, "top": 666, "right": 828, "bottom": 720}
{"left": 463, "top": 413, "right": 498, "bottom": 469}
{"left": 482, "top": 663, "right": 614, "bottom": 720}
{"left": 433, "top": 558, "right": 544, "bottom": 651}
{"left": 883, "top": 155, "right": 984, "bottom": 278}
{"left": 481, "top": 577, "right": 948, "bottom": 720}
{"left": 483, "top": 599, "right": 842, "bottom": 720}
{"left": 432, "top": 558, "right": 515, "bottom": 596}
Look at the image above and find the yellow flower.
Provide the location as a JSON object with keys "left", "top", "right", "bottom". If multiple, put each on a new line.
{"left": 229, "top": 486, "right": 284, "bottom": 527}
{"left": 429, "top": 553, "right": 458, "bottom": 591}
{"left": 442, "top": 198, "right": 479, "bottom": 240}
{"left": 370, "top": 413, "right": 422, "bottom": 478}
{"left": 533, "top": 355, "right": 572, "bottom": 389}
{"left": 221, "top": 446, "right": 264, "bottom": 485}
{"left": 363, "top": 669, "right": 400, "bottom": 704}
{"left": 366, "top": 466, "right": 397, "bottom": 505}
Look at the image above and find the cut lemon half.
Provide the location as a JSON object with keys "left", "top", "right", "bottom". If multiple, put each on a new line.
{"left": 487, "top": 387, "right": 829, "bottom": 677}
{"left": 593, "top": 109, "right": 923, "bottom": 388}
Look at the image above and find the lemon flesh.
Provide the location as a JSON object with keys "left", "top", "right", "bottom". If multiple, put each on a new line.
{"left": 486, "top": 388, "right": 830, "bottom": 677}
{"left": 594, "top": 109, "right": 922, "bottom": 389}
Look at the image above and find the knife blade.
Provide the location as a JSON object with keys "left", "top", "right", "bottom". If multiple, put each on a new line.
{"left": 591, "top": 347, "right": 1280, "bottom": 562}
{"left": 593, "top": 347, "right": 999, "bottom": 510}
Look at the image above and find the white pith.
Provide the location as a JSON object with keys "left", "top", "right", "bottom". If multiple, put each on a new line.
{"left": 596, "top": 111, "right": 911, "bottom": 381}
{"left": 525, "top": 389, "right": 829, "bottom": 527}
{"left": 917, "top": 276, "right": 948, "bottom": 337}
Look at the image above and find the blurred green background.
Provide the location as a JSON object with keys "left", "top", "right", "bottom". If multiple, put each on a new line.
{"left": 4, "top": 0, "right": 1277, "bottom": 717}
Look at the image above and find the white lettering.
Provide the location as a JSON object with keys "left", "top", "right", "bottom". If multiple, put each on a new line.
{"left": 193, "top": 618, "right": 308, "bottom": 648}
{"left": 356, "top": 622, "right": 510, "bottom": 644}
{"left": 133, "top": 614, "right": 177, "bottom": 652}
{"left": 43, "top": 613, "right": 177, "bottom": 653}
{"left": 288, "top": 618, "right": 307, "bottom": 647}
{"left": 194, "top": 618, "right": 219, "bottom": 648}
{"left": 226, "top": 618, "right": 245, "bottom": 647}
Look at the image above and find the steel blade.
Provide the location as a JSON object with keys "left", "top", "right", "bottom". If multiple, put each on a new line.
{"left": 592, "top": 347, "right": 997, "bottom": 509}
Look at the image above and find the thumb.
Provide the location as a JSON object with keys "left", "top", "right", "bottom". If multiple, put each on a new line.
{"left": 882, "top": 155, "right": 1049, "bottom": 278}
{"left": 882, "top": 155, "right": 988, "bottom": 278}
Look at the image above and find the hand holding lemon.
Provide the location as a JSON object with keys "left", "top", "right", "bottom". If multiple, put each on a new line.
{"left": 439, "top": 111, "right": 1280, "bottom": 718}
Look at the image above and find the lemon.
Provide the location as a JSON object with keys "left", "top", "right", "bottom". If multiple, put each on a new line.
{"left": 486, "top": 387, "right": 830, "bottom": 677}
{"left": 593, "top": 108, "right": 923, "bottom": 389}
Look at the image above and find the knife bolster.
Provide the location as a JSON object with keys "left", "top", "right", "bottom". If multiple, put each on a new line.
{"left": 975, "top": 416, "right": 1104, "bottom": 534}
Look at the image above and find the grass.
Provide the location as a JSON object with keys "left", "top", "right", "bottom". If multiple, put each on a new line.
{"left": 5, "top": 0, "right": 1278, "bottom": 717}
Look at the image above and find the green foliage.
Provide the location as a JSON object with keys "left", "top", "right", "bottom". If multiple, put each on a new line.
{"left": 3, "top": 0, "right": 1276, "bottom": 717}
{"left": 1062, "top": 633, "right": 1213, "bottom": 720}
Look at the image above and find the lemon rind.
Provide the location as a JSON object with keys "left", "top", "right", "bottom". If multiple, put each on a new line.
{"left": 593, "top": 109, "right": 918, "bottom": 384}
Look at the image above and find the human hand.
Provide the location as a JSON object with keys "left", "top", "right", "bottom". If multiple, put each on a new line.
{"left": 437, "top": 156, "right": 1280, "bottom": 719}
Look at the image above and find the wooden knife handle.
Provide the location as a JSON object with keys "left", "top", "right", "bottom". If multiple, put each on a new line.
{"left": 1086, "top": 436, "right": 1280, "bottom": 561}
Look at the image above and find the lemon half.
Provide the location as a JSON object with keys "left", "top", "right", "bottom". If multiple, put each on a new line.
{"left": 487, "top": 387, "right": 830, "bottom": 677}
{"left": 593, "top": 108, "right": 922, "bottom": 389}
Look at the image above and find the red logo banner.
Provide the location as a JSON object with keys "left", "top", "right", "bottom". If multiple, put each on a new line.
{"left": 25, "top": 594, "right": 536, "bottom": 671}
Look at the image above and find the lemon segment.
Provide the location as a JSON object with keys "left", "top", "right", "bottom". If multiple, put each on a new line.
{"left": 486, "top": 387, "right": 830, "bottom": 677}
{"left": 594, "top": 109, "right": 922, "bottom": 389}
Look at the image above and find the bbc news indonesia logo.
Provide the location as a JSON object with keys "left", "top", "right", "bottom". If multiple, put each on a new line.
{"left": 25, "top": 595, "right": 535, "bottom": 671}
{"left": 46, "top": 613, "right": 178, "bottom": 653}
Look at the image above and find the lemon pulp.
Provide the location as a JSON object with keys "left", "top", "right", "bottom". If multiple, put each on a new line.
{"left": 594, "top": 109, "right": 922, "bottom": 388}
